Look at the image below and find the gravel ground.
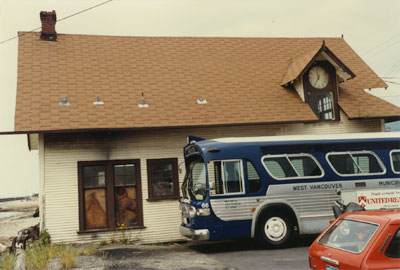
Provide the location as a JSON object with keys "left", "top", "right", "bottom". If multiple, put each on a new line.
{"left": 0, "top": 199, "right": 39, "bottom": 246}
{"left": 71, "top": 243, "right": 231, "bottom": 270}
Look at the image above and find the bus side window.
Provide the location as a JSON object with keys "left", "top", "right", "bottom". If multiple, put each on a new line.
{"left": 246, "top": 161, "right": 262, "bottom": 193}
{"left": 327, "top": 151, "right": 385, "bottom": 176}
{"left": 391, "top": 151, "right": 400, "bottom": 173}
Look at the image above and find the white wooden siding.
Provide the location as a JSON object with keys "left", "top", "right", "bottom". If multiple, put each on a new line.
{"left": 41, "top": 116, "right": 382, "bottom": 243}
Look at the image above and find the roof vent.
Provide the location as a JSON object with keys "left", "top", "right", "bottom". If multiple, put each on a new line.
{"left": 59, "top": 96, "right": 70, "bottom": 107}
{"left": 40, "top": 10, "right": 57, "bottom": 41}
{"left": 93, "top": 96, "right": 104, "bottom": 105}
{"left": 197, "top": 98, "right": 207, "bottom": 104}
{"left": 138, "top": 92, "right": 149, "bottom": 108}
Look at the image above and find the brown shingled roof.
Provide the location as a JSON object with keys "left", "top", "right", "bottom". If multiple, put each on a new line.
{"left": 14, "top": 33, "right": 400, "bottom": 132}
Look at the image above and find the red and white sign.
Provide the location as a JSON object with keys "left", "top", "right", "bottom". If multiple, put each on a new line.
{"left": 357, "top": 189, "right": 400, "bottom": 209}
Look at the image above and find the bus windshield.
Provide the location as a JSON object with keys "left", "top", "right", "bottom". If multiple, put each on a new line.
{"left": 182, "top": 156, "right": 207, "bottom": 201}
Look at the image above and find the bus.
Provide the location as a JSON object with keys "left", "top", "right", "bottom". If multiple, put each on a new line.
{"left": 179, "top": 132, "right": 400, "bottom": 248}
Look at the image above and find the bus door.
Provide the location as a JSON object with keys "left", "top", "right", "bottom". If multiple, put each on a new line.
{"left": 207, "top": 159, "right": 254, "bottom": 239}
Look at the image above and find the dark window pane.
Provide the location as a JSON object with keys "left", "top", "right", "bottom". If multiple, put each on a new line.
{"left": 328, "top": 154, "right": 359, "bottom": 175}
{"left": 353, "top": 153, "right": 383, "bottom": 173}
{"left": 114, "top": 164, "right": 136, "bottom": 187}
{"left": 385, "top": 229, "right": 400, "bottom": 258}
{"left": 115, "top": 186, "right": 137, "bottom": 227}
{"left": 125, "top": 175, "right": 135, "bottom": 186}
{"left": 83, "top": 166, "right": 105, "bottom": 188}
{"left": 247, "top": 161, "right": 262, "bottom": 193}
{"left": 309, "top": 92, "right": 335, "bottom": 120}
{"left": 149, "top": 161, "right": 177, "bottom": 198}
{"left": 224, "top": 161, "right": 243, "bottom": 193}
{"left": 84, "top": 189, "right": 107, "bottom": 229}
{"left": 264, "top": 157, "right": 297, "bottom": 178}
{"left": 114, "top": 175, "right": 125, "bottom": 187}
{"left": 125, "top": 164, "right": 135, "bottom": 176}
{"left": 114, "top": 165, "right": 125, "bottom": 176}
{"left": 392, "top": 152, "right": 400, "bottom": 172}
{"left": 289, "top": 156, "right": 322, "bottom": 177}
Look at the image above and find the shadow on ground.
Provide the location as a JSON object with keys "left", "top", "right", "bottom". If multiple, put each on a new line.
{"left": 184, "top": 234, "right": 318, "bottom": 254}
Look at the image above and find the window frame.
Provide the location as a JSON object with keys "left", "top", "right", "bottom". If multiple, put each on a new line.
{"left": 390, "top": 150, "right": 400, "bottom": 174}
{"left": 261, "top": 153, "right": 324, "bottom": 181}
{"left": 326, "top": 151, "right": 386, "bottom": 177}
{"left": 209, "top": 159, "right": 246, "bottom": 197}
{"left": 77, "top": 159, "right": 144, "bottom": 233}
{"left": 146, "top": 158, "right": 180, "bottom": 201}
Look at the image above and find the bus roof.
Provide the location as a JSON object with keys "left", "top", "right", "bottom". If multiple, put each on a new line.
{"left": 191, "top": 132, "right": 400, "bottom": 155}
{"left": 210, "top": 132, "right": 400, "bottom": 144}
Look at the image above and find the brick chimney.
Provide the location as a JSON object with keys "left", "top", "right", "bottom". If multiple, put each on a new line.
{"left": 40, "top": 10, "right": 57, "bottom": 41}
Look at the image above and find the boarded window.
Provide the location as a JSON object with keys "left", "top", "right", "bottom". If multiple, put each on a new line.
{"left": 114, "top": 164, "right": 137, "bottom": 227}
{"left": 78, "top": 160, "right": 143, "bottom": 232}
{"left": 83, "top": 165, "right": 107, "bottom": 229}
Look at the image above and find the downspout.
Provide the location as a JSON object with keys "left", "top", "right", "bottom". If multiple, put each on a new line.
{"left": 38, "top": 133, "right": 46, "bottom": 231}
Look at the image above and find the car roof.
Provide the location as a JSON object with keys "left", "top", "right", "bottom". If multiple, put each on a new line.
{"left": 341, "top": 209, "right": 400, "bottom": 225}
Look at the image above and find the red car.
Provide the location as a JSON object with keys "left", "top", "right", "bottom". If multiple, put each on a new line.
{"left": 309, "top": 209, "right": 400, "bottom": 270}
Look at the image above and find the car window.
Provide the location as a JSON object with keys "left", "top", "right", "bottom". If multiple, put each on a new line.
{"left": 385, "top": 228, "right": 400, "bottom": 258}
{"left": 318, "top": 219, "right": 379, "bottom": 254}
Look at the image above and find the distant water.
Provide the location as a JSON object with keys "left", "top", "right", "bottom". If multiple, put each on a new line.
{"left": 0, "top": 211, "right": 22, "bottom": 219}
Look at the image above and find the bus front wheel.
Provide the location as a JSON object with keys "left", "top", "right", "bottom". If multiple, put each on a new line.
{"left": 256, "top": 212, "right": 293, "bottom": 248}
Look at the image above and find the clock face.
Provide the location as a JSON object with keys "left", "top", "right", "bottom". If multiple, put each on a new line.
{"left": 308, "top": 66, "right": 329, "bottom": 89}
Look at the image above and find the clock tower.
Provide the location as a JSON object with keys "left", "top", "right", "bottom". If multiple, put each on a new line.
{"left": 303, "top": 61, "right": 338, "bottom": 120}
{"left": 280, "top": 42, "right": 355, "bottom": 122}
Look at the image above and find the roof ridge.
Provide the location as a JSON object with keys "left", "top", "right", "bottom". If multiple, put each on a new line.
{"left": 18, "top": 31, "right": 345, "bottom": 40}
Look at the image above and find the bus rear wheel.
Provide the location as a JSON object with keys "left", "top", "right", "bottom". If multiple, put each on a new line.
{"left": 256, "top": 212, "right": 293, "bottom": 248}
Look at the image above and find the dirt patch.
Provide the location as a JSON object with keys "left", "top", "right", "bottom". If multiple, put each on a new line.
{"left": 0, "top": 199, "right": 39, "bottom": 246}
{"left": 73, "top": 244, "right": 230, "bottom": 270}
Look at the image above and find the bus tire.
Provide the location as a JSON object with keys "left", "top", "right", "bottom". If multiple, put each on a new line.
{"left": 256, "top": 212, "right": 293, "bottom": 248}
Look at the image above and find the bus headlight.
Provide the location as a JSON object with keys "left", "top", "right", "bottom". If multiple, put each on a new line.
{"left": 189, "top": 206, "right": 197, "bottom": 218}
{"left": 196, "top": 208, "right": 210, "bottom": 216}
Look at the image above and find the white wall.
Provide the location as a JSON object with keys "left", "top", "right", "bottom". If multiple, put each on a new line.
{"left": 41, "top": 116, "right": 382, "bottom": 243}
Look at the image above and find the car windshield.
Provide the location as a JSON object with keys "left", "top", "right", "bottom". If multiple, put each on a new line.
{"left": 182, "top": 156, "right": 207, "bottom": 201}
{"left": 318, "top": 219, "right": 379, "bottom": 254}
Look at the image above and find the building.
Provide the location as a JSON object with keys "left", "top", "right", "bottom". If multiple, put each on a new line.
{"left": 13, "top": 11, "right": 400, "bottom": 243}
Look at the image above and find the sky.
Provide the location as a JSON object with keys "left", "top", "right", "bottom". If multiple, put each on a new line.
{"left": 1, "top": 0, "right": 400, "bottom": 198}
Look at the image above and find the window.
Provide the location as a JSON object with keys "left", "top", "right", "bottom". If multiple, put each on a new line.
{"left": 147, "top": 158, "right": 179, "bottom": 200}
{"left": 309, "top": 92, "right": 335, "bottom": 120}
{"left": 247, "top": 161, "right": 262, "bottom": 193}
{"left": 390, "top": 150, "right": 400, "bottom": 173}
{"left": 184, "top": 158, "right": 207, "bottom": 201}
{"left": 318, "top": 219, "right": 379, "bottom": 253}
{"left": 262, "top": 154, "right": 323, "bottom": 180}
{"left": 385, "top": 228, "right": 400, "bottom": 258}
{"left": 327, "top": 151, "right": 385, "bottom": 176}
{"left": 209, "top": 160, "right": 244, "bottom": 195}
{"left": 78, "top": 160, "right": 143, "bottom": 232}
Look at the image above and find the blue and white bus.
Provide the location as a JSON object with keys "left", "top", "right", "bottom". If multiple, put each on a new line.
{"left": 179, "top": 132, "right": 400, "bottom": 247}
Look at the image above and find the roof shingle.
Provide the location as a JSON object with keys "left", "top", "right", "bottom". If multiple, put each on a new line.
{"left": 14, "top": 33, "right": 400, "bottom": 132}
